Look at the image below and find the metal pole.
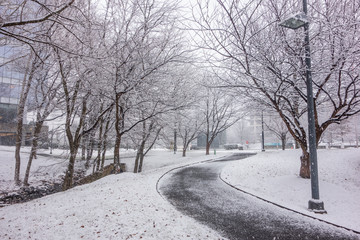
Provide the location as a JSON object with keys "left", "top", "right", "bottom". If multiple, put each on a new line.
{"left": 303, "top": 0, "right": 325, "bottom": 212}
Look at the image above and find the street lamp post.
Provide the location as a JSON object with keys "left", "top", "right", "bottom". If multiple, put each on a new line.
{"left": 280, "top": 0, "right": 326, "bottom": 213}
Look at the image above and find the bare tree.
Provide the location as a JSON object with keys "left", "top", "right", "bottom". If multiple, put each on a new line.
{"left": 23, "top": 53, "right": 62, "bottom": 185}
{"left": 177, "top": 108, "right": 205, "bottom": 157}
{"left": 132, "top": 117, "right": 162, "bottom": 173}
{"left": 0, "top": 0, "right": 76, "bottom": 51}
{"left": 100, "top": 0, "right": 187, "bottom": 170}
{"left": 193, "top": 0, "right": 360, "bottom": 177}
{"left": 264, "top": 114, "right": 290, "bottom": 150}
{"left": 14, "top": 51, "right": 40, "bottom": 185}
{"left": 201, "top": 83, "right": 243, "bottom": 155}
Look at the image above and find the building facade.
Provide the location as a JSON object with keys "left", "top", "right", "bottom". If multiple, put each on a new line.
{"left": 0, "top": 45, "right": 24, "bottom": 145}
{"left": 0, "top": 45, "right": 49, "bottom": 146}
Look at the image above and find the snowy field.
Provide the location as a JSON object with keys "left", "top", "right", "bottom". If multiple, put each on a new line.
{"left": 221, "top": 148, "right": 360, "bottom": 233}
{"left": 0, "top": 146, "right": 359, "bottom": 239}
{"left": 0, "top": 147, "right": 229, "bottom": 240}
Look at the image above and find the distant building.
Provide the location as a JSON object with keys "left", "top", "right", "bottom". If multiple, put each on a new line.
{"left": 0, "top": 45, "right": 24, "bottom": 145}
{"left": 196, "top": 131, "right": 226, "bottom": 149}
{"left": 0, "top": 45, "right": 48, "bottom": 146}
{"left": 231, "top": 113, "right": 279, "bottom": 146}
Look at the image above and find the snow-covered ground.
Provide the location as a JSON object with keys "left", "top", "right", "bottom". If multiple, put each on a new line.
{"left": 0, "top": 146, "right": 68, "bottom": 194}
{"left": 0, "top": 146, "right": 359, "bottom": 239}
{"left": 221, "top": 148, "right": 360, "bottom": 233}
{"left": 0, "top": 147, "right": 229, "bottom": 239}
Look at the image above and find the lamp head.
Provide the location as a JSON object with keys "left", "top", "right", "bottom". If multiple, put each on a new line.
{"left": 279, "top": 12, "right": 308, "bottom": 30}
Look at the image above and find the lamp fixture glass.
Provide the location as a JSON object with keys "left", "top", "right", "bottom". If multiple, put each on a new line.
{"left": 279, "top": 12, "right": 308, "bottom": 30}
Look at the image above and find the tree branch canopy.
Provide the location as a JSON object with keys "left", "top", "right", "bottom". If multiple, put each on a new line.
{"left": 0, "top": 0, "right": 75, "bottom": 28}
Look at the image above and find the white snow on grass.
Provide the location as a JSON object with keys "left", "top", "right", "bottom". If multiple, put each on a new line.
{"left": 0, "top": 147, "right": 229, "bottom": 240}
{"left": 1, "top": 146, "right": 359, "bottom": 239}
{"left": 221, "top": 148, "right": 360, "bottom": 232}
{"left": 0, "top": 145, "right": 68, "bottom": 194}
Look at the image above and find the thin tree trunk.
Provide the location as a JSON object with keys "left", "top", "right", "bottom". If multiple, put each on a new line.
{"left": 206, "top": 142, "right": 210, "bottom": 155}
{"left": 23, "top": 122, "right": 42, "bottom": 185}
{"left": 62, "top": 150, "right": 78, "bottom": 190}
{"left": 14, "top": 53, "right": 35, "bottom": 185}
{"left": 101, "top": 118, "right": 110, "bottom": 170}
{"left": 138, "top": 150, "right": 145, "bottom": 173}
{"left": 86, "top": 133, "right": 95, "bottom": 165}
{"left": 281, "top": 136, "right": 286, "bottom": 150}
{"left": 114, "top": 95, "right": 124, "bottom": 171}
{"left": 114, "top": 134, "right": 121, "bottom": 170}
{"left": 95, "top": 103, "right": 104, "bottom": 171}
{"left": 299, "top": 143, "right": 310, "bottom": 178}
{"left": 81, "top": 134, "right": 86, "bottom": 161}
{"left": 137, "top": 126, "right": 161, "bottom": 173}
{"left": 182, "top": 141, "right": 190, "bottom": 157}
{"left": 133, "top": 151, "right": 140, "bottom": 173}
{"left": 135, "top": 122, "right": 146, "bottom": 173}
{"left": 137, "top": 139, "right": 146, "bottom": 173}
{"left": 62, "top": 99, "right": 87, "bottom": 190}
{"left": 182, "top": 131, "right": 188, "bottom": 157}
{"left": 100, "top": 145, "right": 107, "bottom": 170}
{"left": 14, "top": 129, "right": 22, "bottom": 185}
{"left": 49, "top": 131, "right": 53, "bottom": 154}
{"left": 96, "top": 118, "right": 104, "bottom": 171}
{"left": 23, "top": 147, "right": 35, "bottom": 186}
{"left": 92, "top": 156, "right": 99, "bottom": 174}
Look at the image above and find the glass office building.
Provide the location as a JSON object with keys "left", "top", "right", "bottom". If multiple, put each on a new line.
{"left": 0, "top": 45, "right": 49, "bottom": 146}
{"left": 0, "top": 45, "right": 25, "bottom": 145}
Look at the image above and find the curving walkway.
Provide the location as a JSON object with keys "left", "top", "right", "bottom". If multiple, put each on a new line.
{"left": 157, "top": 153, "right": 359, "bottom": 240}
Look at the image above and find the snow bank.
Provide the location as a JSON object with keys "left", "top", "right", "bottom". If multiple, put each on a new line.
{"left": 221, "top": 148, "right": 360, "bottom": 232}
{"left": 0, "top": 148, "right": 228, "bottom": 239}
{"left": 2, "top": 145, "right": 359, "bottom": 239}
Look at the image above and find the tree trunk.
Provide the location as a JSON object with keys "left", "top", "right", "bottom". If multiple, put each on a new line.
{"left": 81, "top": 135, "right": 86, "bottom": 161}
{"left": 138, "top": 150, "right": 145, "bottom": 173}
{"left": 23, "top": 122, "right": 42, "bottom": 186}
{"left": 281, "top": 136, "right": 286, "bottom": 150}
{"left": 182, "top": 131, "right": 188, "bottom": 157}
{"left": 182, "top": 148, "right": 186, "bottom": 157}
{"left": 138, "top": 125, "right": 161, "bottom": 173}
{"left": 62, "top": 98, "right": 87, "bottom": 191}
{"left": 86, "top": 134, "right": 94, "bottom": 166}
{"left": 182, "top": 142, "right": 190, "bottom": 157}
{"left": 101, "top": 118, "right": 110, "bottom": 170}
{"left": 206, "top": 142, "right": 210, "bottom": 155}
{"left": 300, "top": 151, "right": 310, "bottom": 178}
{"left": 62, "top": 150, "right": 78, "bottom": 190}
{"left": 137, "top": 139, "right": 147, "bottom": 173}
{"left": 96, "top": 119, "right": 103, "bottom": 171}
{"left": 114, "top": 135, "right": 121, "bottom": 169}
{"left": 14, "top": 54, "right": 35, "bottom": 185}
{"left": 23, "top": 147, "right": 35, "bottom": 186}
{"left": 134, "top": 141, "right": 146, "bottom": 173}
{"left": 133, "top": 151, "right": 140, "bottom": 173}
{"left": 14, "top": 129, "right": 22, "bottom": 185}
{"left": 101, "top": 145, "right": 107, "bottom": 170}
{"left": 114, "top": 94, "right": 124, "bottom": 171}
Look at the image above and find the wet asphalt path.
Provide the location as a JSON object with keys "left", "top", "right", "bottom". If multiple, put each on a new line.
{"left": 158, "top": 153, "right": 359, "bottom": 240}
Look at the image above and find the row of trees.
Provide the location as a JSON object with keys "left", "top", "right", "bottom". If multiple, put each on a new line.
{"left": 192, "top": 0, "right": 360, "bottom": 178}
{"left": 1, "top": 0, "right": 242, "bottom": 189}
{"left": 1, "top": 0, "right": 359, "bottom": 189}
